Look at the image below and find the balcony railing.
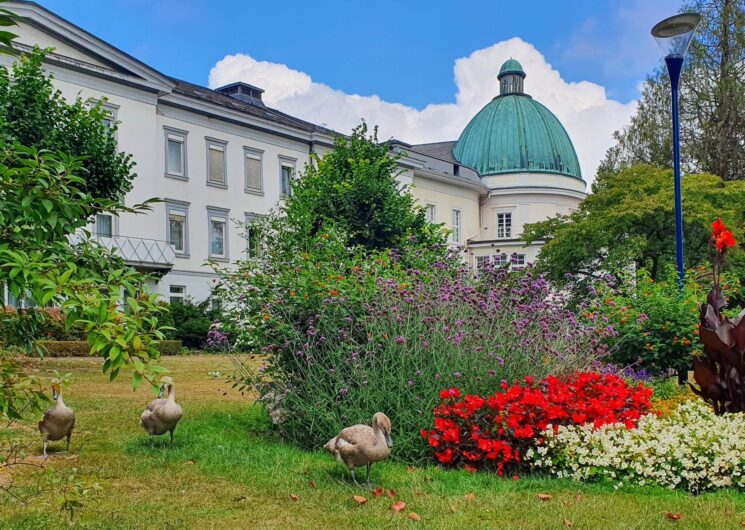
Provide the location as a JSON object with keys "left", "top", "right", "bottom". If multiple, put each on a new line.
{"left": 93, "top": 235, "right": 175, "bottom": 273}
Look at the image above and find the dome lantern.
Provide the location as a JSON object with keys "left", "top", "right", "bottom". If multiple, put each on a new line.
{"left": 498, "top": 58, "right": 525, "bottom": 95}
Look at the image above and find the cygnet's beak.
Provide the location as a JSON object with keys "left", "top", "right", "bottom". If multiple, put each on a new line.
{"left": 385, "top": 433, "right": 393, "bottom": 448}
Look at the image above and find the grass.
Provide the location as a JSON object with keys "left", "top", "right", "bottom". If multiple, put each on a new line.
{"left": 1, "top": 355, "right": 744, "bottom": 529}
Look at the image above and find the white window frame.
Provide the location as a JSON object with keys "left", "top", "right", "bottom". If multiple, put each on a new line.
{"left": 101, "top": 102, "right": 119, "bottom": 141}
{"left": 494, "top": 253, "right": 509, "bottom": 266}
{"left": 207, "top": 206, "right": 230, "bottom": 261}
{"left": 164, "top": 127, "right": 188, "bottom": 180}
{"left": 206, "top": 137, "right": 228, "bottom": 188}
{"left": 279, "top": 156, "right": 296, "bottom": 197}
{"left": 475, "top": 256, "right": 489, "bottom": 270}
{"left": 451, "top": 208, "right": 462, "bottom": 243}
{"left": 425, "top": 203, "right": 436, "bottom": 223}
{"left": 169, "top": 285, "right": 186, "bottom": 305}
{"left": 165, "top": 199, "right": 190, "bottom": 257}
{"left": 513, "top": 253, "right": 527, "bottom": 268}
{"left": 496, "top": 211, "right": 513, "bottom": 239}
{"left": 94, "top": 213, "right": 115, "bottom": 238}
{"left": 244, "top": 147, "right": 264, "bottom": 194}
{"left": 245, "top": 212, "right": 265, "bottom": 257}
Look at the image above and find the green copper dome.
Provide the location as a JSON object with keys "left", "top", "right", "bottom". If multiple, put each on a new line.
{"left": 453, "top": 60, "right": 582, "bottom": 180}
{"left": 498, "top": 58, "right": 524, "bottom": 77}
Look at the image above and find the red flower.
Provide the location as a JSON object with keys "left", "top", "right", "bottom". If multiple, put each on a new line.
{"left": 716, "top": 230, "right": 736, "bottom": 251}
{"left": 712, "top": 218, "right": 727, "bottom": 238}
{"left": 439, "top": 388, "right": 461, "bottom": 400}
{"left": 425, "top": 372, "right": 653, "bottom": 474}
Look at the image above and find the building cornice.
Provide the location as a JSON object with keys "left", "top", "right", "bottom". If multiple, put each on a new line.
{"left": 411, "top": 166, "right": 489, "bottom": 194}
{"left": 487, "top": 186, "right": 586, "bottom": 201}
{"left": 7, "top": 2, "right": 175, "bottom": 91}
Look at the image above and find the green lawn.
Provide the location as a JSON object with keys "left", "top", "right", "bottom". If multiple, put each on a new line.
{"left": 1, "top": 355, "right": 743, "bottom": 529}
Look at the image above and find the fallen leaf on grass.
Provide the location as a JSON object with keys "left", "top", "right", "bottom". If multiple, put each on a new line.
{"left": 563, "top": 518, "right": 573, "bottom": 528}
{"left": 464, "top": 492, "right": 476, "bottom": 501}
{"left": 664, "top": 512, "right": 683, "bottom": 521}
{"left": 372, "top": 488, "right": 384, "bottom": 497}
{"left": 184, "top": 460, "right": 195, "bottom": 465}
{"left": 407, "top": 512, "right": 421, "bottom": 521}
{"left": 387, "top": 489, "right": 397, "bottom": 498}
{"left": 309, "top": 481, "right": 317, "bottom": 489}
{"left": 232, "top": 496, "right": 246, "bottom": 502}
{"left": 740, "top": 522, "right": 745, "bottom": 527}
{"left": 537, "top": 493, "right": 553, "bottom": 501}
{"left": 575, "top": 494, "right": 583, "bottom": 502}
{"left": 290, "top": 493, "right": 298, "bottom": 501}
{"left": 406, "top": 465, "right": 417, "bottom": 472}
{"left": 391, "top": 501, "right": 407, "bottom": 512}
{"left": 353, "top": 495, "right": 368, "bottom": 504}
{"left": 449, "top": 504, "right": 456, "bottom": 513}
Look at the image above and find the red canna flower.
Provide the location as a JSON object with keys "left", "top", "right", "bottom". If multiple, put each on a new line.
{"left": 715, "top": 229, "right": 736, "bottom": 251}
{"left": 712, "top": 218, "right": 727, "bottom": 238}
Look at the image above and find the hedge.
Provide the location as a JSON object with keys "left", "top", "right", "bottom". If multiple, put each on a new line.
{"left": 37, "top": 340, "right": 183, "bottom": 357}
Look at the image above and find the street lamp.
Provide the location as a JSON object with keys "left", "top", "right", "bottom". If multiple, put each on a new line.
{"left": 652, "top": 12, "right": 701, "bottom": 385}
{"left": 651, "top": 13, "right": 701, "bottom": 290}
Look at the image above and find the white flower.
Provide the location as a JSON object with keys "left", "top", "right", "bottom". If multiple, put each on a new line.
{"left": 526, "top": 401, "right": 745, "bottom": 493}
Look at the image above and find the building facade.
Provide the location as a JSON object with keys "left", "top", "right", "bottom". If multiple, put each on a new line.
{"left": 5, "top": 2, "right": 585, "bottom": 303}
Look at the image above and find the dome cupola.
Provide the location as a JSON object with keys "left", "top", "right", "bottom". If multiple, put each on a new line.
{"left": 453, "top": 59, "right": 582, "bottom": 180}
{"left": 498, "top": 58, "right": 525, "bottom": 95}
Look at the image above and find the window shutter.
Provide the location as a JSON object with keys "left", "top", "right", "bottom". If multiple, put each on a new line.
{"left": 246, "top": 156, "right": 261, "bottom": 189}
{"left": 209, "top": 146, "right": 226, "bottom": 184}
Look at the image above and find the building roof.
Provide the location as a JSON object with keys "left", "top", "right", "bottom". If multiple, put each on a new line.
{"left": 453, "top": 61, "right": 582, "bottom": 180}
{"left": 408, "top": 141, "right": 459, "bottom": 164}
{"left": 169, "top": 78, "right": 337, "bottom": 137}
{"left": 498, "top": 58, "right": 525, "bottom": 78}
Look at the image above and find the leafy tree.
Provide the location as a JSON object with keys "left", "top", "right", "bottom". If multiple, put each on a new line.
{"left": 602, "top": 0, "right": 745, "bottom": 181}
{"left": 284, "top": 122, "right": 443, "bottom": 250}
{"left": 523, "top": 165, "right": 745, "bottom": 289}
{"left": 0, "top": 145, "right": 168, "bottom": 388}
{"left": 0, "top": 48, "right": 135, "bottom": 199}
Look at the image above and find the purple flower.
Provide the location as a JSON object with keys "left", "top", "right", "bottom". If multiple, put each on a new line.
{"left": 454, "top": 371, "right": 463, "bottom": 379}
{"left": 407, "top": 380, "right": 414, "bottom": 386}
{"left": 395, "top": 336, "right": 406, "bottom": 344}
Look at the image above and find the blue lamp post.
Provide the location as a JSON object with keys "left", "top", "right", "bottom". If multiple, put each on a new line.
{"left": 651, "top": 13, "right": 701, "bottom": 290}
{"left": 652, "top": 13, "right": 701, "bottom": 385}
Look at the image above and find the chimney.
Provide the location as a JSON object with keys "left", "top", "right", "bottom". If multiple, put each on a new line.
{"left": 215, "top": 82, "right": 266, "bottom": 108}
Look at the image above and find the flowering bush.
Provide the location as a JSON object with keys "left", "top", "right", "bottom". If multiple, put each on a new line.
{"left": 528, "top": 400, "right": 745, "bottom": 493}
{"left": 420, "top": 372, "right": 653, "bottom": 474}
{"left": 584, "top": 268, "right": 739, "bottom": 374}
{"left": 220, "top": 233, "right": 609, "bottom": 461}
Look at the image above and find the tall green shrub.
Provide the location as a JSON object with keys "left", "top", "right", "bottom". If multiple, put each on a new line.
{"left": 0, "top": 48, "right": 135, "bottom": 200}
{"left": 285, "top": 122, "right": 442, "bottom": 250}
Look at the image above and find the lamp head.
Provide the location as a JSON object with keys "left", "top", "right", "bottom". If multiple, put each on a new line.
{"left": 651, "top": 13, "right": 701, "bottom": 59}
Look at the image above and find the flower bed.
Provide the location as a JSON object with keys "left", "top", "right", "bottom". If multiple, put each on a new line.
{"left": 528, "top": 400, "right": 745, "bottom": 493}
{"left": 420, "top": 372, "right": 653, "bottom": 475}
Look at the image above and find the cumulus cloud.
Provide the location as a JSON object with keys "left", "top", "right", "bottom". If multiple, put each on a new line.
{"left": 209, "top": 38, "right": 637, "bottom": 183}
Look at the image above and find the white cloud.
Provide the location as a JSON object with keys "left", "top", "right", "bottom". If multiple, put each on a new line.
{"left": 209, "top": 38, "right": 637, "bottom": 184}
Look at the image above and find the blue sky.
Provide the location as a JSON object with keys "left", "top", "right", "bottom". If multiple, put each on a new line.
{"left": 40, "top": 0, "right": 682, "bottom": 107}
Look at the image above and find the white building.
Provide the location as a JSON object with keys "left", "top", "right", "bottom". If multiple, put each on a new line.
{"left": 4, "top": 3, "right": 586, "bottom": 302}
{"left": 5, "top": 1, "right": 335, "bottom": 302}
